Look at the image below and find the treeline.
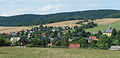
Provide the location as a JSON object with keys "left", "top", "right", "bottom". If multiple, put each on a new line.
{"left": 0, "top": 9, "right": 120, "bottom": 26}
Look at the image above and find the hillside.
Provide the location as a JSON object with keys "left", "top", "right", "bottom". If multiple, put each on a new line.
{"left": 85, "top": 18, "right": 120, "bottom": 32}
{"left": 0, "top": 9, "right": 120, "bottom": 26}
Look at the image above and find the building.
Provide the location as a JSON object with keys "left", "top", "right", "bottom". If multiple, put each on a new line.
{"left": 10, "top": 37, "right": 29, "bottom": 45}
{"left": 93, "top": 31, "right": 98, "bottom": 34}
{"left": 69, "top": 43, "right": 80, "bottom": 48}
{"left": 51, "top": 28, "right": 58, "bottom": 32}
{"left": 88, "top": 36, "right": 98, "bottom": 43}
{"left": 103, "top": 27, "right": 112, "bottom": 36}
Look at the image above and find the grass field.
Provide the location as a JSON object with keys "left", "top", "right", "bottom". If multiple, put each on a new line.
{"left": 0, "top": 26, "right": 32, "bottom": 33}
{"left": 85, "top": 21, "right": 120, "bottom": 33}
{"left": 0, "top": 47, "right": 120, "bottom": 58}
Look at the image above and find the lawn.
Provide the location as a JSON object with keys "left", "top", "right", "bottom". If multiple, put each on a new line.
{"left": 85, "top": 21, "right": 120, "bottom": 33}
{"left": 0, "top": 47, "right": 120, "bottom": 58}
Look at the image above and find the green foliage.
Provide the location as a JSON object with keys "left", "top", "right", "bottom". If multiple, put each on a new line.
{"left": 112, "top": 28, "right": 117, "bottom": 36}
{"left": 97, "top": 35, "right": 111, "bottom": 49}
{"left": 78, "top": 38, "right": 88, "bottom": 48}
{"left": 82, "top": 22, "right": 97, "bottom": 29}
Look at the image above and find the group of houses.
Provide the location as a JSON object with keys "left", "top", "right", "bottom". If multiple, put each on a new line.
{"left": 5, "top": 26, "right": 115, "bottom": 48}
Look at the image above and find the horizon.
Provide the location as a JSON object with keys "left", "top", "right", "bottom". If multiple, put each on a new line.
{"left": 0, "top": 9, "right": 119, "bottom": 17}
{"left": 0, "top": 0, "right": 119, "bottom": 16}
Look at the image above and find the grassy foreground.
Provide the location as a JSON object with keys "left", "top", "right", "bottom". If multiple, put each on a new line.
{"left": 0, "top": 47, "right": 120, "bottom": 58}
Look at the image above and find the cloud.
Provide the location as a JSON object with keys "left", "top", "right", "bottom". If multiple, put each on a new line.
{"left": 40, "top": 4, "right": 62, "bottom": 11}
{"left": 0, "top": 4, "right": 64, "bottom": 16}
{"left": 1, "top": 8, "right": 31, "bottom": 16}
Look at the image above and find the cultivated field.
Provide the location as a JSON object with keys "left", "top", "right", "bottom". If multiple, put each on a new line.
{"left": 0, "top": 18, "right": 120, "bottom": 33}
{"left": 44, "top": 18, "right": 120, "bottom": 27}
{"left": 0, "top": 47, "right": 120, "bottom": 58}
{"left": 94, "top": 18, "right": 120, "bottom": 25}
{"left": 44, "top": 20, "right": 82, "bottom": 28}
{"left": 0, "top": 26, "right": 32, "bottom": 33}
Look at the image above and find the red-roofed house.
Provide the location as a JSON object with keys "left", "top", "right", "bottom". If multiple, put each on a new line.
{"left": 88, "top": 36, "right": 98, "bottom": 43}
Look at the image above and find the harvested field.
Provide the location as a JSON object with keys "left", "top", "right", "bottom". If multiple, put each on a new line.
{"left": 0, "top": 26, "right": 32, "bottom": 33}
{"left": 94, "top": 18, "right": 120, "bottom": 25}
{"left": 44, "top": 20, "right": 82, "bottom": 28}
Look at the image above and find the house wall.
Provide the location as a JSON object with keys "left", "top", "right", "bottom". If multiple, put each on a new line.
{"left": 103, "top": 33, "right": 111, "bottom": 36}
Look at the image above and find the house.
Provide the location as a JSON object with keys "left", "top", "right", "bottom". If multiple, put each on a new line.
{"left": 52, "top": 28, "right": 58, "bottom": 32}
{"left": 41, "top": 33, "right": 46, "bottom": 36}
{"left": 8, "top": 32, "right": 17, "bottom": 35}
{"left": 88, "top": 36, "right": 98, "bottom": 43}
{"left": 69, "top": 43, "right": 80, "bottom": 48}
{"left": 93, "top": 31, "right": 98, "bottom": 34}
{"left": 63, "top": 31, "right": 67, "bottom": 34}
{"left": 103, "top": 27, "right": 112, "bottom": 36}
{"left": 10, "top": 37, "right": 29, "bottom": 45}
{"left": 64, "top": 26, "right": 70, "bottom": 30}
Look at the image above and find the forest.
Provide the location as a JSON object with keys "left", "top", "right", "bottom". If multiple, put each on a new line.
{"left": 0, "top": 9, "right": 120, "bottom": 26}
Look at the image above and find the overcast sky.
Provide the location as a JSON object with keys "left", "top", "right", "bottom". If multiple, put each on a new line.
{"left": 0, "top": 0, "right": 119, "bottom": 16}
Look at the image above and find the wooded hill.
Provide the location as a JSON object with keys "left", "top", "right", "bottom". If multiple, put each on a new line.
{"left": 0, "top": 9, "right": 120, "bottom": 26}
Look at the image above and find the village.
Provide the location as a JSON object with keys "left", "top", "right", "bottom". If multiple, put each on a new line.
{"left": 0, "top": 21, "right": 120, "bottom": 50}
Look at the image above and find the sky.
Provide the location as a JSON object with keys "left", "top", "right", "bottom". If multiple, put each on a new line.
{"left": 0, "top": 0, "right": 119, "bottom": 16}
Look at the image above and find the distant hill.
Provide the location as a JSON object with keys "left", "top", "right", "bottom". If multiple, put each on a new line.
{"left": 0, "top": 9, "right": 120, "bottom": 26}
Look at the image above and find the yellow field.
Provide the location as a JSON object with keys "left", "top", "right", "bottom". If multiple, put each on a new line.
{"left": 0, "top": 26, "right": 32, "bottom": 33}
{"left": 44, "top": 20, "right": 82, "bottom": 28}
{"left": 44, "top": 18, "right": 120, "bottom": 28}
{"left": 94, "top": 18, "right": 120, "bottom": 25}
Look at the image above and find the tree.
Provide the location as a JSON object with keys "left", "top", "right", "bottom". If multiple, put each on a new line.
{"left": 78, "top": 38, "right": 88, "bottom": 48}
{"left": 96, "top": 31, "right": 102, "bottom": 38}
{"left": 112, "top": 28, "right": 117, "bottom": 36}
{"left": 97, "top": 35, "right": 110, "bottom": 49}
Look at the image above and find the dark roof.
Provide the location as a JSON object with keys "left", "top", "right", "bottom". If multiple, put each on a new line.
{"left": 103, "top": 28, "right": 112, "bottom": 33}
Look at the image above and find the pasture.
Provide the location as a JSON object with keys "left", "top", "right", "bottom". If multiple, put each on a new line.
{"left": 85, "top": 21, "right": 120, "bottom": 32}
{"left": 0, "top": 47, "right": 120, "bottom": 58}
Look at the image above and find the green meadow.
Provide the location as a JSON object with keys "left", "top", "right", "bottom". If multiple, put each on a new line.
{"left": 85, "top": 22, "right": 120, "bottom": 33}
{"left": 0, "top": 47, "right": 120, "bottom": 58}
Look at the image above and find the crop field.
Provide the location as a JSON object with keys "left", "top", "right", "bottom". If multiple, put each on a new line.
{"left": 43, "top": 20, "right": 82, "bottom": 28}
{"left": 0, "top": 26, "right": 32, "bottom": 33}
{"left": 0, "top": 47, "right": 120, "bottom": 58}
{"left": 94, "top": 18, "right": 120, "bottom": 25}
{"left": 44, "top": 18, "right": 120, "bottom": 28}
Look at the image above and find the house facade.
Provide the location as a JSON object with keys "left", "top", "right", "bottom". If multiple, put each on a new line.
{"left": 103, "top": 27, "right": 112, "bottom": 36}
